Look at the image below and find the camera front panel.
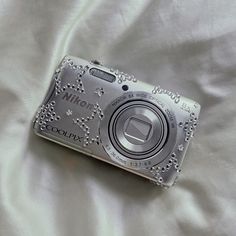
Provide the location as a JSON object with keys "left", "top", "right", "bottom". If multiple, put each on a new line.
{"left": 33, "top": 56, "right": 201, "bottom": 187}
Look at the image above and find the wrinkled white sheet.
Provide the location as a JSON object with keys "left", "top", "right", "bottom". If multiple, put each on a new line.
{"left": 0, "top": 0, "right": 236, "bottom": 235}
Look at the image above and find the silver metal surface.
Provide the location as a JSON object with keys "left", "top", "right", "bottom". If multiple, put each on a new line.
{"left": 33, "top": 55, "right": 201, "bottom": 187}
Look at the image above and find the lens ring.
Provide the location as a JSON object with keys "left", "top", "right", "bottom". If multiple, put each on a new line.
{"left": 113, "top": 105, "right": 163, "bottom": 154}
{"left": 99, "top": 91, "right": 177, "bottom": 169}
{"left": 108, "top": 100, "right": 169, "bottom": 160}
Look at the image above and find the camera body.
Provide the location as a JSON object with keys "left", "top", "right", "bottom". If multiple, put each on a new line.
{"left": 33, "top": 56, "right": 201, "bottom": 187}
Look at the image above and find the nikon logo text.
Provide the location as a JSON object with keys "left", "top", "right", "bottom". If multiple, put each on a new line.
{"left": 62, "top": 92, "right": 94, "bottom": 110}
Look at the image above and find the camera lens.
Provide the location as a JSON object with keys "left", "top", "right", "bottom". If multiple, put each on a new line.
{"left": 109, "top": 100, "right": 168, "bottom": 160}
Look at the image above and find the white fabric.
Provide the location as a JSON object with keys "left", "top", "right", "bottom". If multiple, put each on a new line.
{"left": 0, "top": 0, "right": 236, "bottom": 235}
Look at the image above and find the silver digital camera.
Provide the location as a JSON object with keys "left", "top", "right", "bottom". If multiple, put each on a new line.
{"left": 33, "top": 56, "right": 201, "bottom": 187}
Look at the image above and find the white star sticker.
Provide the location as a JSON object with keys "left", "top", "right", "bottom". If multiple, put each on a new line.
{"left": 66, "top": 109, "right": 73, "bottom": 116}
